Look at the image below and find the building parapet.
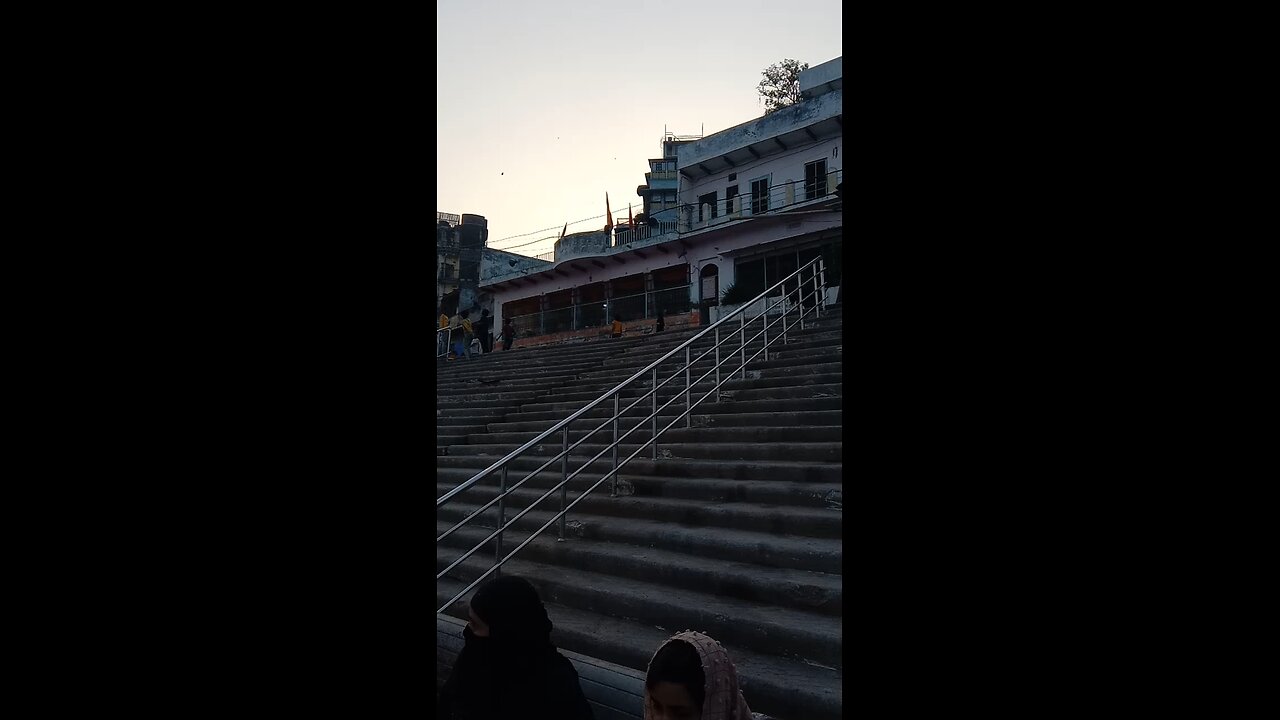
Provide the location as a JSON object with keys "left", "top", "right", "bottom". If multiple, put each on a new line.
{"left": 799, "top": 57, "right": 842, "bottom": 99}
{"left": 676, "top": 90, "right": 842, "bottom": 174}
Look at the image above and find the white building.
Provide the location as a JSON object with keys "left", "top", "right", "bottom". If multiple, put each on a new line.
{"left": 479, "top": 56, "right": 842, "bottom": 346}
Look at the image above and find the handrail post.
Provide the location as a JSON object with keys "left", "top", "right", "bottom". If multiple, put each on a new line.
{"left": 714, "top": 327, "right": 721, "bottom": 402}
{"left": 739, "top": 311, "right": 747, "bottom": 380}
{"left": 651, "top": 367, "right": 658, "bottom": 459}
{"left": 763, "top": 299, "right": 769, "bottom": 362}
{"left": 781, "top": 297, "right": 788, "bottom": 345}
{"left": 811, "top": 264, "right": 820, "bottom": 319}
{"left": 684, "top": 346, "right": 691, "bottom": 428}
{"left": 610, "top": 392, "right": 619, "bottom": 497}
{"left": 558, "top": 426, "right": 568, "bottom": 542}
{"left": 495, "top": 465, "right": 507, "bottom": 577}
{"left": 819, "top": 258, "right": 827, "bottom": 314}
{"left": 798, "top": 281, "right": 805, "bottom": 331}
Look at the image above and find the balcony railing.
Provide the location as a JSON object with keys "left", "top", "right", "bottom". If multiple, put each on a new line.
{"left": 493, "top": 170, "right": 839, "bottom": 267}
{"left": 506, "top": 284, "right": 692, "bottom": 338}
{"left": 677, "top": 169, "right": 842, "bottom": 232}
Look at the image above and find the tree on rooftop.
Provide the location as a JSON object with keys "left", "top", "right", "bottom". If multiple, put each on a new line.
{"left": 757, "top": 59, "right": 809, "bottom": 114}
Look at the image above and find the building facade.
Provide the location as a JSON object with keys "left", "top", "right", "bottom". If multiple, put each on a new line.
{"left": 479, "top": 57, "right": 842, "bottom": 346}
{"left": 635, "top": 132, "right": 702, "bottom": 238}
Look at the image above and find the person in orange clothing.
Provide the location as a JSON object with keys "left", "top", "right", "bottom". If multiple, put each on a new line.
{"left": 612, "top": 316, "right": 624, "bottom": 338}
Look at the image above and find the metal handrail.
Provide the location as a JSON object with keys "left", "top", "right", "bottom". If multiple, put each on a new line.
{"left": 436, "top": 255, "right": 828, "bottom": 613}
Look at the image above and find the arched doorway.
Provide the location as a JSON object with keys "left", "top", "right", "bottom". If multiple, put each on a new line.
{"left": 699, "top": 264, "right": 719, "bottom": 325}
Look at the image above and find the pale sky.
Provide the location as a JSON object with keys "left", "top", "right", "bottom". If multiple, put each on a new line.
{"left": 436, "top": 0, "right": 842, "bottom": 258}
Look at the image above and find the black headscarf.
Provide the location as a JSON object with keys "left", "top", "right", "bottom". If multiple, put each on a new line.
{"left": 439, "top": 576, "right": 593, "bottom": 720}
{"left": 469, "top": 575, "right": 555, "bottom": 659}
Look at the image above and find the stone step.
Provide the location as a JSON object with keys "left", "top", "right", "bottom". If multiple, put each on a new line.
{"left": 482, "top": 407, "right": 843, "bottom": 434}
{"left": 436, "top": 366, "right": 607, "bottom": 387}
{"left": 436, "top": 413, "right": 508, "bottom": 426}
{"left": 435, "top": 580, "right": 842, "bottom": 720}
{"left": 434, "top": 424, "right": 490, "bottom": 438}
{"left": 598, "top": 335, "right": 841, "bottom": 371}
{"left": 494, "top": 397, "right": 844, "bottom": 425}
{"left": 435, "top": 481, "right": 841, "bottom": 537}
{"left": 436, "top": 552, "right": 841, "bottom": 667}
{"left": 438, "top": 334, "right": 684, "bottom": 366}
{"left": 520, "top": 383, "right": 842, "bottom": 415}
{"left": 434, "top": 501, "right": 840, "bottom": 574}
{"left": 574, "top": 352, "right": 838, "bottom": 388}
{"left": 436, "top": 453, "right": 843, "bottom": 485}
{"left": 445, "top": 441, "right": 842, "bottom": 464}
{"left": 563, "top": 371, "right": 844, "bottom": 401}
{"left": 434, "top": 523, "right": 841, "bottom": 615}
{"left": 436, "top": 379, "right": 575, "bottom": 398}
{"left": 565, "top": 368, "right": 844, "bottom": 397}
{"left": 436, "top": 356, "right": 618, "bottom": 378}
{"left": 437, "top": 397, "right": 536, "bottom": 411}
{"left": 435, "top": 389, "right": 547, "bottom": 403}
{"left": 435, "top": 467, "right": 842, "bottom": 509}
{"left": 469, "top": 425, "right": 843, "bottom": 447}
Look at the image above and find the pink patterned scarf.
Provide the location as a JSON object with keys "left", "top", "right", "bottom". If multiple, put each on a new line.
{"left": 645, "top": 630, "right": 753, "bottom": 720}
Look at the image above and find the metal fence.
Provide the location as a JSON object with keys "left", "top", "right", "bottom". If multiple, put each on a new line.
{"left": 507, "top": 284, "right": 692, "bottom": 338}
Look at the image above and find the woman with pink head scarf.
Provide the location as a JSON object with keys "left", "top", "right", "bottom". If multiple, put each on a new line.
{"left": 644, "top": 630, "right": 754, "bottom": 720}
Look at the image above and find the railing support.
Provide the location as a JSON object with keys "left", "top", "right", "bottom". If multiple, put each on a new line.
{"left": 651, "top": 367, "right": 658, "bottom": 459}
{"left": 811, "top": 267, "right": 820, "bottom": 319}
{"left": 818, "top": 258, "right": 827, "bottom": 315}
{"left": 798, "top": 283, "right": 805, "bottom": 331}
{"left": 763, "top": 302, "right": 769, "bottom": 362}
{"left": 495, "top": 465, "right": 507, "bottom": 577}
{"left": 558, "top": 426, "right": 568, "bottom": 542}
{"left": 714, "top": 327, "right": 721, "bottom": 402}
{"left": 684, "top": 346, "right": 692, "bottom": 428}
{"left": 739, "top": 311, "right": 747, "bottom": 380}
{"left": 610, "top": 393, "right": 619, "bottom": 497}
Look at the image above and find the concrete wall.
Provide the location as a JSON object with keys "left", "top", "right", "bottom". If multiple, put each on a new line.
{"left": 799, "top": 57, "right": 842, "bottom": 97}
{"left": 554, "top": 230, "right": 611, "bottom": 262}
{"left": 481, "top": 248, "right": 551, "bottom": 283}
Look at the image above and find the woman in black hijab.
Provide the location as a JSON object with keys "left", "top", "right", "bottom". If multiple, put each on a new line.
{"left": 438, "top": 575, "right": 594, "bottom": 720}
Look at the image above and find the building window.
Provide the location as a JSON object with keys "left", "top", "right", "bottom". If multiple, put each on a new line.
{"left": 725, "top": 185, "right": 739, "bottom": 215}
{"left": 698, "top": 191, "right": 717, "bottom": 222}
{"left": 805, "top": 158, "right": 828, "bottom": 200}
{"left": 750, "top": 177, "right": 770, "bottom": 214}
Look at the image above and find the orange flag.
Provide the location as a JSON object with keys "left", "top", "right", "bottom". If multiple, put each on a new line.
{"left": 628, "top": 203, "right": 634, "bottom": 226}
{"left": 605, "top": 193, "right": 613, "bottom": 232}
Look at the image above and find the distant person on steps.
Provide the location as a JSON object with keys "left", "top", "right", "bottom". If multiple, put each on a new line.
{"left": 612, "top": 316, "right": 624, "bottom": 339}
{"left": 502, "top": 318, "right": 516, "bottom": 351}
{"left": 438, "top": 575, "right": 594, "bottom": 720}
{"left": 478, "top": 309, "right": 493, "bottom": 353}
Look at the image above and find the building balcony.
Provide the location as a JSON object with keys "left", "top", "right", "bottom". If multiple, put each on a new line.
{"left": 677, "top": 170, "right": 843, "bottom": 233}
